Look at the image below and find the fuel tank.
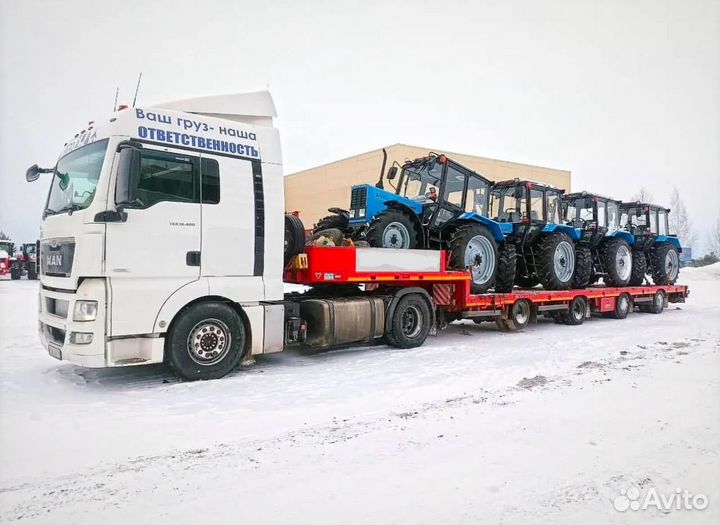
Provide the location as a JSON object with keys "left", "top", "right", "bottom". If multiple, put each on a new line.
{"left": 300, "top": 296, "right": 385, "bottom": 349}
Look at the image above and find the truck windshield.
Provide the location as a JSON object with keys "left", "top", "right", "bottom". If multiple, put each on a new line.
{"left": 400, "top": 162, "right": 442, "bottom": 201}
{"left": 45, "top": 140, "right": 109, "bottom": 216}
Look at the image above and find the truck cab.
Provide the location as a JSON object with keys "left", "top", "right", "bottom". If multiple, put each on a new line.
{"left": 28, "top": 92, "right": 286, "bottom": 376}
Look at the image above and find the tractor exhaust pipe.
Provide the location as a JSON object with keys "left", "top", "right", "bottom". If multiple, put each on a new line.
{"left": 375, "top": 148, "right": 388, "bottom": 189}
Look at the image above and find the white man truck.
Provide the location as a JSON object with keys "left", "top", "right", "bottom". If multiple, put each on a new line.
{"left": 27, "top": 91, "right": 689, "bottom": 380}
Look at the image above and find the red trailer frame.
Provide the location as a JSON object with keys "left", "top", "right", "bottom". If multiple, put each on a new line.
{"left": 286, "top": 247, "right": 689, "bottom": 331}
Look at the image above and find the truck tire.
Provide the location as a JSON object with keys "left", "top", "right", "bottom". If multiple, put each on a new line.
{"left": 449, "top": 223, "right": 499, "bottom": 294}
{"left": 562, "top": 296, "right": 587, "bottom": 325}
{"left": 494, "top": 243, "right": 517, "bottom": 293}
{"left": 313, "top": 214, "right": 348, "bottom": 235}
{"left": 628, "top": 250, "right": 647, "bottom": 286}
{"left": 167, "top": 302, "right": 245, "bottom": 381}
{"left": 572, "top": 246, "right": 592, "bottom": 289}
{"left": 650, "top": 244, "right": 680, "bottom": 285}
{"left": 386, "top": 294, "right": 432, "bottom": 348}
{"left": 27, "top": 266, "right": 38, "bottom": 280}
{"left": 284, "top": 214, "right": 306, "bottom": 265}
{"left": 10, "top": 266, "right": 21, "bottom": 280}
{"left": 496, "top": 299, "right": 531, "bottom": 331}
{"left": 536, "top": 232, "right": 575, "bottom": 290}
{"left": 599, "top": 238, "right": 632, "bottom": 287}
{"left": 608, "top": 292, "right": 631, "bottom": 319}
{"left": 647, "top": 290, "right": 665, "bottom": 314}
{"left": 366, "top": 209, "right": 419, "bottom": 249}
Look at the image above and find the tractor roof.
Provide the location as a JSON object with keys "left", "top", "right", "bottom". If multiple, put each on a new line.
{"left": 563, "top": 191, "right": 621, "bottom": 204}
{"left": 620, "top": 201, "right": 671, "bottom": 212}
{"left": 492, "top": 178, "right": 561, "bottom": 191}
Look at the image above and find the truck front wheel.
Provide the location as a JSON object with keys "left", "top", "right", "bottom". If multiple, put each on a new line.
{"left": 167, "top": 302, "right": 246, "bottom": 380}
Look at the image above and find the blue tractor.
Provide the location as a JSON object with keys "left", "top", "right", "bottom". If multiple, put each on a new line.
{"left": 488, "top": 179, "right": 582, "bottom": 290}
{"left": 313, "top": 152, "right": 515, "bottom": 293}
{"left": 619, "top": 202, "right": 681, "bottom": 285}
{"left": 562, "top": 192, "right": 636, "bottom": 287}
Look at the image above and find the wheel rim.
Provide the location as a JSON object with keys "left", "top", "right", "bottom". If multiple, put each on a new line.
{"left": 401, "top": 305, "right": 422, "bottom": 338}
{"left": 512, "top": 301, "right": 530, "bottom": 325}
{"left": 664, "top": 249, "right": 679, "bottom": 281}
{"left": 554, "top": 241, "right": 575, "bottom": 283}
{"left": 618, "top": 294, "right": 629, "bottom": 313}
{"left": 382, "top": 222, "right": 411, "bottom": 248}
{"left": 465, "top": 235, "right": 496, "bottom": 285}
{"left": 187, "top": 319, "right": 231, "bottom": 366}
{"left": 615, "top": 244, "right": 632, "bottom": 281}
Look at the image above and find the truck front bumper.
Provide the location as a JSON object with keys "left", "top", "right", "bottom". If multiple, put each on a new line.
{"left": 38, "top": 278, "right": 164, "bottom": 368}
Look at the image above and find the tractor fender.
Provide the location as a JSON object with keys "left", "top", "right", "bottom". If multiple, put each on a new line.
{"left": 456, "top": 213, "right": 506, "bottom": 242}
{"left": 608, "top": 230, "right": 635, "bottom": 246}
{"left": 383, "top": 201, "right": 426, "bottom": 246}
{"left": 655, "top": 235, "right": 682, "bottom": 251}
{"left": 542, "top": 223, "right": 581, "bottom": 241}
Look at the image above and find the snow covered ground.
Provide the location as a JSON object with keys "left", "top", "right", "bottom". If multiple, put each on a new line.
{"left": 0, "top": 267, "right": 718, "bottom": 524}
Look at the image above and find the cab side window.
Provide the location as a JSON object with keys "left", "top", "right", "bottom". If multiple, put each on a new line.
{"left": 136, "top": 151, "right": 196, "bottom": 207}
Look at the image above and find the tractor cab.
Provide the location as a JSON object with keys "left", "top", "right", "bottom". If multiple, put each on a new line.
{"left": 563, "top": 192, "right": 622, "bottom": 247}
{"left": 620, "top": 202, "right": 672, "bottom": 248}
{"left": 490, "top": 179, "right": 565, "bottom": 244}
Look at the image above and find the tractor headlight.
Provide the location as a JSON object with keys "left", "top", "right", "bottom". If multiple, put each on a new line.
{"left": 73, "top": 300, "right": 98, "bottom": 321}
{"left": 357, "top": 208, "right": 365, "bottom": 217}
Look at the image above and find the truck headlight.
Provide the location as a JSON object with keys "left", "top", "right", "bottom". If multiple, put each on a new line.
{"left": 70, "top": 332, "right": 93, "bottom": 344}
{"left": 73, "top": 300, "right": 98, "bottom": 321}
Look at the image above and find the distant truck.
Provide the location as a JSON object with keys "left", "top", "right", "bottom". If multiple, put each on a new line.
{"left": 25, "top": 92, "right": 689, "bottom": 380}
{"left": 0, "top": 240, "right": 13, "bottom": 277}
{"left": 10, "top": 243, "right": 38, "bottom": 280}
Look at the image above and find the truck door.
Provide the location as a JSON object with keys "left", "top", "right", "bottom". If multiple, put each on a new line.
{"left": 105, "top": 145, "right": 202, "bottom": 336}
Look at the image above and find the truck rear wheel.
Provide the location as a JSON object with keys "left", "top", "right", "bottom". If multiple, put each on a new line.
{"left": 536, "top": 232, "right": 575, "bottom": 290}
{"left": 650, "top": 244, "right": 680, "bottom": 285}
{"left": 628, "top": 250, "right": 647, "bottom": 286}
{"left": 599, "top": 238, "right": 632, "bottom": 287}
{"left": 449, "top": 223, "right": 499, "bottom": 294}
{"left": 386, "top": 294, "right": 431, "bottom": 348}
{"left": 563, "top": 296, "right": 587, "bottom": 325}
{"left": 167, "top": 302, "right": 246, "bottom": 381}
{"left": 366, "top": 209, "right": 419, "bottom": 249}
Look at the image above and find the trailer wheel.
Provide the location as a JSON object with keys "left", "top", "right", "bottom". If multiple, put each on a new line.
{"left": 628, "top": 250, "right": 647, "bottom": 286}
{"left": 366, "top": 209, "right": 419, "bottom": 249}
{"left": 650, "top": 244, "right": 680, "bottom": 285}
{"left": 494, "top": 243, "right": 517, "bottom": 293}
{"left": 572, "top": 245, "right": 592, "bottom": 289}
{"left": 497, "top": 299, "right": 531, "bottom": 331}
{"left": 599, "top": 238, "right": 632, "bottom": 287}
{"left": 536, "top": 232, "right": 575, "bottom": 290}
{"left": 167, "top": 302, "right": 245, "bottom": 381}
{"left": 387, "top": 294, "right": 431, "bottom": 348}
{"left": 563, "top": 296, "right": 587, "bottom": 325}
{"left": 647, "top": 290, "right": 665, "bottom": 314}
{"left": 608, "top": 293, "right": 631, "bottom": 319}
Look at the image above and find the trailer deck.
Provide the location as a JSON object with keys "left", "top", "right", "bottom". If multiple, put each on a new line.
{"left": 286, "top": 246, "right": 689, "bottom": 331}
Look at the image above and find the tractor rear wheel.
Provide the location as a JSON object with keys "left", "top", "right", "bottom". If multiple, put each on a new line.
{"left": 366, "top": 209, "right": 419, "bottom": 249}
{"left": 536, "top": 233, "right": 575, "bottom": 290}
{"left": 599, "top": 238, "right": 632, "bottom": 287}
{"left": 449, "top": 223, "right": 499, "bottom": 294}
{"left": 494, "top": 243, "right": 517, "bottom": 293}
{"left": 650, "top": 244, "right": 680, "bottom": 285}
{"left": 572, "top": 246, "right": 592, "bottom": 289}
{"left": 628, "top": 250, "right": 647, "bottom": 286}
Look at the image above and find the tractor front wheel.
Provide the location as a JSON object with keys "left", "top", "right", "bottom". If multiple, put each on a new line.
{"left": 536, "top": 233, "right": 576, "bottom": 290}
{"left": 449, "top": 224, "right": 499, "bottom": 294}
{"left": 365, "top": 209, "right": 419, "bottom": 249}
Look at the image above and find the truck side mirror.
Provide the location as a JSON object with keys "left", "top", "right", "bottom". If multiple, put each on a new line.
{"left": 115, "top": 145, "right": 142, "bottom": 208}
{"left": 387, "top": 166, "right": 398, "bottom": 180}
{"left": 26, "top": 164, "right": 41, "bottom": 182}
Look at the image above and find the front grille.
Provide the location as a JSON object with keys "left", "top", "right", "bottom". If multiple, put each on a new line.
{"left": 46, "top": 298, "right": 69, "bottom": 318}
{"left": 40, "top": 238, "right": 75, "bottom": 277}
{"left": 350, "top": 186, "right": 367, "bottom": 209}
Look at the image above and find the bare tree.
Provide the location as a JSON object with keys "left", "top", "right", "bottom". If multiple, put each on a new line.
{"left": 631, "top": 187, "right": 653, "bottom": 202}
{"left": 669, "top": 187, "right": 694, "bottom": 248}
{"left": 0, "top": 230, "right": 9, "bottom": 240}
{"left": 708, "top": 217, "right": 720, "bottom": 257}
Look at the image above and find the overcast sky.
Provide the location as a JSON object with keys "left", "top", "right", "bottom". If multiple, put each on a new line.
{"left": 1, "top": 0, "right": 718, "bottom": 252}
